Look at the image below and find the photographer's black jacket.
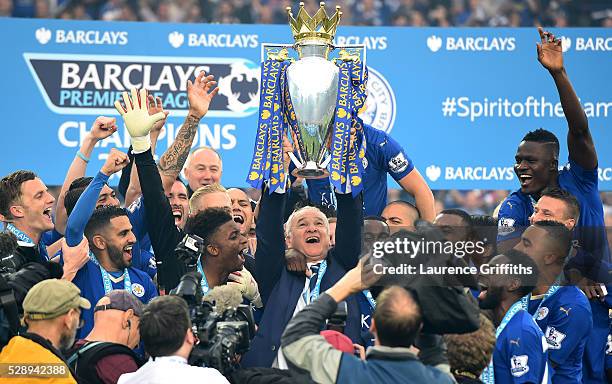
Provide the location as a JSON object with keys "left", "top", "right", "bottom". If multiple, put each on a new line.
{"left": 133, "top": 149, "right": 254, "bottom": 291}
{"left": 241, "top": 187, "right": 366, "bottom": 368}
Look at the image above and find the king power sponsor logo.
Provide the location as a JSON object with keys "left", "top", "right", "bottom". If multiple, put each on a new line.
{"left": 24, "top": 53, "right": 260, "bottom": 117}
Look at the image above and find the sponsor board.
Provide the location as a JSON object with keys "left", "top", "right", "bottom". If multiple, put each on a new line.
{"left": 25, "top": 53, "right": 260, "bottom": 117}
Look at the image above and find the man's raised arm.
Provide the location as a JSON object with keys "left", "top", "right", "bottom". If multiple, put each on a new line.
{"left": 332, "top": 189, "right": 363, "bottom": 271}
{"left": 537, "top": 27, "right": 597, "bottom": 170}
{"left": 255, "top": 187, "right": 288, "bottom": 306}
{"left": 157, "top": 72, "right": 218, "bottom": 192}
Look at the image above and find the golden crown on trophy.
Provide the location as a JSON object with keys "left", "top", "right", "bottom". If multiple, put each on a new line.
{"left": 286, "top": 2, "right": 342, "bottom": 45}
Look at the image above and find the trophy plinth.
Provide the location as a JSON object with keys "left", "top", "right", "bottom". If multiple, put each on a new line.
{"left": 293, "top": 161, "right": 329, "bottom": 179}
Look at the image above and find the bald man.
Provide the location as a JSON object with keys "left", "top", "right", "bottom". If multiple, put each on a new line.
{"left": 381, "top": 200, "right": 420, "bottom": 234}
{"left": 184, "top": 147, "right": 223, "bottom": 195}
{"left": 68, "top": 290, "right": 144, "bottom": 384}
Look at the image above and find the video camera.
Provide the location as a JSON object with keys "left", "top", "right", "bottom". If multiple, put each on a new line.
{"left": 172, "top": 234, "right": 256, "bottom": 376}
{"left": 0, "top": 231, "right": 26, "bottom": 276}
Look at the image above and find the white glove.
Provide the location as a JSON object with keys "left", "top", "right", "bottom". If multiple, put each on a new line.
{"left": 228, "top": 267, "right": 262, "bottom": 308}
{"left": 114, "top": 88, "right": 166, "bottom": 153}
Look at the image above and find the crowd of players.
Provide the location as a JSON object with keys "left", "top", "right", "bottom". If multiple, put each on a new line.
{"left": 0, "top": 27, "right": 610, "bottom": 384}
{"left": 2, "top": 0, "right": 612, "bottom": 28}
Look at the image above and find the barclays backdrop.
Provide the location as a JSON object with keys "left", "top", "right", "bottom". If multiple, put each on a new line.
{"left": 1, "top": 18, "right": 610, "bottom": 190}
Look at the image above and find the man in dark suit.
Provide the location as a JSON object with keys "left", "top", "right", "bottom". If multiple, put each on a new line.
{"left": 241, "top": 182, "right": 367, "bottom": 368}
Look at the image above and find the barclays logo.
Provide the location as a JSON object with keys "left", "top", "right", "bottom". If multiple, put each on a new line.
{"left": 560, "top": 36, "right": 571, "bottom": 52}
{"left": 168, "top": 31, "right": 185, "bottom": 48}
{"left": 359, "top": 67, "right": 396, "bottom": 134}
{"left": 425, "top": 165, "right": 442, "bottom": 182}
{"left": 35, "top": 27, "right": 52, "bottom": 45}
{"left": 427, "top": 35, "right": 516, "bottom": 52}
{"left": 427, "top": 35, "right": 443, "bottom": 52}
{"left": 575, "top": 37, "right": 612, "bottom": 51}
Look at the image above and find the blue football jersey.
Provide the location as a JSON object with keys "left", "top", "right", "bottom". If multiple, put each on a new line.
{"left": 73, "top": 261, "right": 158, "bottom": 338}
{"left": 494, "top": 310, "right": 550, "bottom": 384}
{"left": 582, "top": 289, "right": 612, "bottom": 384}
{"left": 527, "top": 286, "right": 592, "bottom": 384}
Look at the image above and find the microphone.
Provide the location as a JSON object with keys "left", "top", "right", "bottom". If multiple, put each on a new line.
{"left": 203, "top": 285, "right": 243, "bottom": 314}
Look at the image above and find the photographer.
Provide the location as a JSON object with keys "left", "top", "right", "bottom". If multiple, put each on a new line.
{"left": 0, "top": 279, "right": 91, "bottom": 384}
{"left": 280, "top": 260, "right": 454, "bottom": 384}
{"left": 117, "top": 295, "right": 229, "bottom": 384}
{"left": 0, "top": 231, "right": 88, "bottom": 348}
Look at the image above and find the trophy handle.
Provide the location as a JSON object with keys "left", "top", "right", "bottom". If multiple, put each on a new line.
{"left": 288, "top": 152, "right": 303, "bottom": 169}
{"left": 261, "top": 43, "right": 295, "bottom": 62}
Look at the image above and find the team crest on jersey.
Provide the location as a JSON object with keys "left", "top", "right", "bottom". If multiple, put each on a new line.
{"left": 545, "top": 326, "right": 566, "bottom": 349}
{"left": 510, "top": 355, "right": 529, "bottom": 377}
{"left": 131, "top": 283, "right": 145, "bottom": 298}
{"left": 536, "top": 307, "right": 549, "bottom": 320}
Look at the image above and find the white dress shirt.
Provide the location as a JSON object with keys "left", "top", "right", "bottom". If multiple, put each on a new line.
{"left": 118, "top": 355, "right": 229, "bottom": 384}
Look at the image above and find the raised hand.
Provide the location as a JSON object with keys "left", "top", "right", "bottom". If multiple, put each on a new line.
{"left": 101, "top": 148, "right": 130, "bottom": 176}
{"left": 285, "top": 248, "right": 308, "bottom": 276}
{"left": 187, "top": 71, "right": 219, "bottom": 119}
{"left": 89, "top": 116, "right": 118, "bottom": 141}
{"left": 114, "top": 88, "right": 166, "bottom": 152}
{"left": 282, "top": 133, "right": 294, "bottom": 174}
{"left": 147, "top": 95, "right": 169, "bottom": 135}
{"left": 537, "top": 27, "right": 564, "bottom": 74}
{"left": 61, "top": 237, "right": 90, "bottom": 281}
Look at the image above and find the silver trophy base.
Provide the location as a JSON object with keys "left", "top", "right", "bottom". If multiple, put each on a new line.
{"left": 291, "top": 160, "right": 329, "bottom": 179}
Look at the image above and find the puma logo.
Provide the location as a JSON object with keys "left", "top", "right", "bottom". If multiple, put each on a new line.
{"left": 510, "top": 338, "right": 520, "bottom": 347}
{"left": 559, "top": 306, "right": 571, "bottom": 316}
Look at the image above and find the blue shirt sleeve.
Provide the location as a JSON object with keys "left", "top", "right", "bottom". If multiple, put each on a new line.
{"left": 375, "top": 128, "right": 414, "bottom": 181}
{"left": 306, "top": 178, "right": 334, "bottom": 207}
{"left": 497, "top": 195, "right": 529, "bottom": 243}
{"left": 564, "top": 156, "right": 598, "bottom": 193}
{"left": 42, "top": 229, "right": 63, "bottom": 246}
{"left": 126, "top": 195, "right": 147, "bottom": 240}
{"left": 65, "top": 171, "right": 109, "bottom": 247}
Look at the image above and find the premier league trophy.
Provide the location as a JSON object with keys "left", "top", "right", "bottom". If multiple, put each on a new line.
{"left": 247, "top": 2, "right": 369, "bottom": 195}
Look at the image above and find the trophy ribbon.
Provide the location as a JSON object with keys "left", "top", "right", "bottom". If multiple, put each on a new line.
{"left": 329, "top": 60, "right": 353, "bottom": 193}
{"left": 247, "top": 59, "right": 287, "bottom": 191}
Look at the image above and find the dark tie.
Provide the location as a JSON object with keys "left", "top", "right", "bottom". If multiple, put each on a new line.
{"left": 308, "top": 264, "right": 321, "bottom": 294}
